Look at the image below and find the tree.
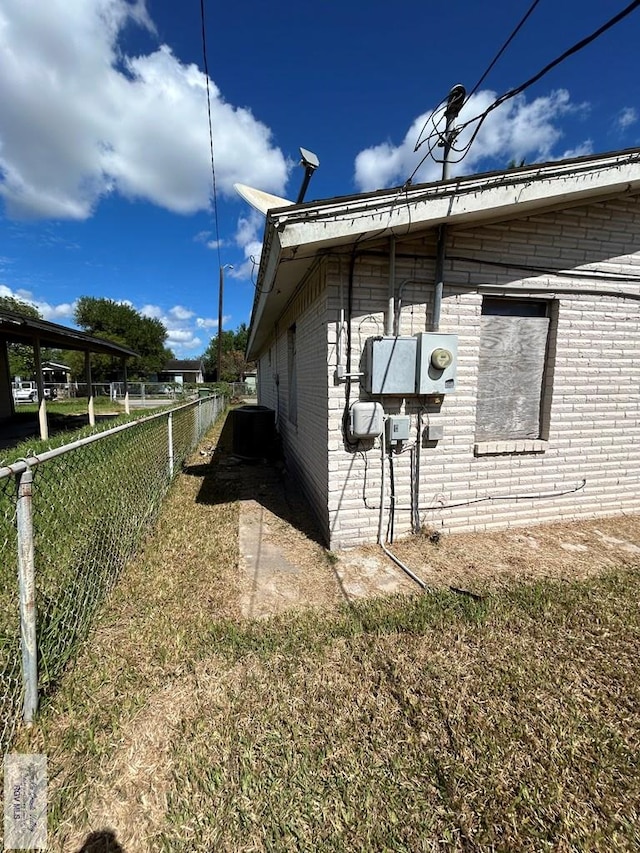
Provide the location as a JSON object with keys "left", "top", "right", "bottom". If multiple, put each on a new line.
{"left": 203, "top": 323, "right": 254, "bottom": 381}
{"left": 0, "top": 294, "right": 42, "bottom": 379}
{"left": 73, "top": 297, "right": 173, "bottom": 379}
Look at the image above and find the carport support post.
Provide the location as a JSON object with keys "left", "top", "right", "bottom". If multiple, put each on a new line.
{"left": 17, "top": 465, "right": 38, "bottom": 723}
{"left": 33, "top": 337, "right": 48, "bottom": 440}
{"left": 85, "top": 351, "right": 95, "bottom": 426}
{"left": 122, "top": 358, "right": 130, "bottom": 414}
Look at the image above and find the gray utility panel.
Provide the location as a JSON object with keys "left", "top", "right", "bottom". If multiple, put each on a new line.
{"left": 415, "top": 333, "right": 458, "bottom": 394}
{"left": 364, "top": 336, "right": 417, "bottom": 395}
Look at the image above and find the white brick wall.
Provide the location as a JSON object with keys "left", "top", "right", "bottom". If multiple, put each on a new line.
{"left": 257, "top": 265, "right": 330, "bottom": 535}
{"left": 325, "top": 195, "right": 640, "bottom": 548}
{"left": 257, "top": 194, "right": 640, "bottom": 549}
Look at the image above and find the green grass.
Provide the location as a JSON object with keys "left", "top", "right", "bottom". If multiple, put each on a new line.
{"left": 17, "top": 413, "right": 639, "bottom": 852}
{"left": 16, "top": 397, "right": 124, "bottom": 417}
{"left": 154, "top": 573, "right": 640, "bottom": 852}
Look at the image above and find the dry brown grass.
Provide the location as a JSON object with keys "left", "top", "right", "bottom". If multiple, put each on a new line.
{"left": 14, "top": 408, "right": 640, "bottom": 852}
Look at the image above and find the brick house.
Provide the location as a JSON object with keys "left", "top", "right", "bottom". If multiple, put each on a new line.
{"left": 245, "top": 149, "right": 640, "bottom": 549}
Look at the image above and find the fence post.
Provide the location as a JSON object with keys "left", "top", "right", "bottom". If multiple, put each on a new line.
{"left": 16, "top": 466, "right": 38, "bottom": 724}
{"left": 168, "top": 411, "right": 174, "bottom": 478}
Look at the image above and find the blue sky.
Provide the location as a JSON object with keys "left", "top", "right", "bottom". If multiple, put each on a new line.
{"left": 1, "top": 0, "right": 639, "bottom": 357}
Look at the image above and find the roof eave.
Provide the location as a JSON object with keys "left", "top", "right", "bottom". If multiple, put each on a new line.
{"left": 274, "top": 150, "right": 640, "bottom": 252}
{"left": 247, "top": 148, "right": 640, "bottom": 359}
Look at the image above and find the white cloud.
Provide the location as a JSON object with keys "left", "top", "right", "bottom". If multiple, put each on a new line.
{"left": 140, "top": 301, "right": 215, "bottom": 355}
{"left": 617, "top": 107, "right": 638, "bottom": 131}
{"left": 0, "top": 283, "right": 74, "bottom": 319}
{"left": 196, "top": 317, "right": 219, "bottom": 329}
{"left": 168, "top": 305, "right": 194, "bottom": 321}
{"left": 229, "top": 210, "right": 264, "bottom": 281}
{"left": 166, "top": 329, "right": 196, "bottom": 343}
{"left": 561, "top": 141, "right": 594, "bottom": 160}
{"left": 0, "top": 0, "right": 289, "bottom": 219}
{"left": 354, "top": 89, "right": 588, "bottom": 192}
{"left": 140, "top": 303, "right": 164, "bottom": 319}
{"left": 177, "top": 336, "right": 202, "bottom": 351}
{"left": 36, "top": 300, "right": 76, "bottom": 321}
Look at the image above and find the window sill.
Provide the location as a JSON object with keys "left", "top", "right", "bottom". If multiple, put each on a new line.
{"left": 474, "top": 439, "right": 548, "bottom": 456}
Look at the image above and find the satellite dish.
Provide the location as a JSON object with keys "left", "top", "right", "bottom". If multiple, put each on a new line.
{"left": 234, "top": 183, "right": 293, "bottom": 215}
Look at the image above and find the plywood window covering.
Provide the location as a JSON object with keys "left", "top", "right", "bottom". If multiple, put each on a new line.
{"left": 287, "top": 325, "right": 297, "bottom": 426}
{"left": 475, "top": 298, "right": 550, "bottom": 441}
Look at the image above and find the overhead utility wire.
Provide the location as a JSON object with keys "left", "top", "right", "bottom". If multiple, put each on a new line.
{"left": 455, "top": 0, "right": 640, "bottom": 147}
{"left": 412, "top": 0, "right": 542, "bottom": 170}
{"left": 199, "top": 0, "right": 222, "bottom": 269}
{"left": 466, "top": 0, "right": 542, "bottom": 100}
{"left": 412, "top": 0, "right": 640, "bottom": 177}
{"left": 413, "top": 96, "right": 448, "bottom": 154}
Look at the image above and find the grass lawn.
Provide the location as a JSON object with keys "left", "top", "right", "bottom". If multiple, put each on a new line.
{"left": 15, "top": 416, "right": 640, "bottom": 852}
{"left": 17, "top": 398, "right": 123, "bottom": 416}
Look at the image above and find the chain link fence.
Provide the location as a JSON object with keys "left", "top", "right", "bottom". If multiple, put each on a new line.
{"left": 0, "top": 394, "right": 227, "bottom": 757}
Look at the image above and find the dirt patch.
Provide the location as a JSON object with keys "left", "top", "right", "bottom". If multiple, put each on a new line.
{"left": 385, "top": 514, "right": 640, "bottom": 594}
{"left": 210, "top": 410, "right": 640, "bottom": 611}
{"left": 257, "top": 510, "right": 640, "bottom": 608}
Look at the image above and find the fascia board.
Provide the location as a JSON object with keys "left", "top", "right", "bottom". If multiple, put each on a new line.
{"left": 246, "top": 229, "right": 283, "bottom": 360}
{"left": 274, "top": 154, "right": 640, "bottom": 252}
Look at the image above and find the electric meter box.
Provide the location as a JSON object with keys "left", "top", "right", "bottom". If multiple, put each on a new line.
{"left": 415, "top": 333, "right": 458, "bottom": 394}
{"left": 364, "top": 336, "right": 417, "bottom": 395}
{"left": 349, "top": 401, "right": 384, "bottom": 439}
{"left": 386, "top": 415, "right": 411, "bottom": 443}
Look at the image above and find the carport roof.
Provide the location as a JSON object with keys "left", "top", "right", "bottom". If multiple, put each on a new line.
{"left": 0, "top": 308, "right": 137, "bottom": 357}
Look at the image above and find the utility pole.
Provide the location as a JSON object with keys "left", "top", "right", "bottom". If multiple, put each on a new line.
{"left": 217, "top": 263, "right": 233, "bottom": 382}
{"left": 441, "top": 84, "right": 466, "bottom": 181}
{"left": 432, "top": 84, "right": 466, "bottom": 330}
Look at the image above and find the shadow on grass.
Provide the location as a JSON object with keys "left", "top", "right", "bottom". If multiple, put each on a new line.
{"left": 183, "top": 409, "right": 325, "bottom": 547}
{"left": 76, "top": 829, "right": 125, "bottom": 852}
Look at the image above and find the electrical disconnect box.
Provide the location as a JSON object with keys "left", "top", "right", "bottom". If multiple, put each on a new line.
{"left": 386, "top": 415, "right": 411, "bottom": 443}
{"left": 364, "top": 337, "right": 417, "bottom": 396}
{"left": 349, "top": 401, "right": 384, "bottom": 439}
{"left": 415, "top": 333, "right": 458, "bottom": 394}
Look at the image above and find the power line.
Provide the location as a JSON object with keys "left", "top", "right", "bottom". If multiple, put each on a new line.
{"left": 457, "top": 0, "right": 640, "bottom": 146}
{"left": 413, "top": 96, "right": 448, "bottom": 153}
{"left": 467, "top": 0, "right": 542, "bottom": 99}
{"left": 199, "top": 0, "right": 222, "bottom": 270}
{"left": 413, "top": 0, "right": 640, "bottom": 177}
{"left": 412, "top": 2, "right": 543, "bottom": 176}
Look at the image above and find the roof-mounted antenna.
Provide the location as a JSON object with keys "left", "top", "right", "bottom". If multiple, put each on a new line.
{"left": 296, "top": 147, "right": 320, "bottom": 203}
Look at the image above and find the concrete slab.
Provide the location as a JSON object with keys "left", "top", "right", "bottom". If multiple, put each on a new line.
{"left": 239, "top": 499, "right": 302, "bottom": 619}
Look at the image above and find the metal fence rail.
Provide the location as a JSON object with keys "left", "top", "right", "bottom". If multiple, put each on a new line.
{"left": 0, "top": 394, "right": 226, "bottom": 756}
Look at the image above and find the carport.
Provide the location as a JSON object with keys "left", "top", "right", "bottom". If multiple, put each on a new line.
{"left": 0, "top": 308, "right": 136, "bottom": 440}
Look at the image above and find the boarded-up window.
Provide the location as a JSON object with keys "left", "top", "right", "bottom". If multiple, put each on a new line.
{"left": 475, "top": 298, "right": 550, "bottom": 441}
{"left": 287, "top": 325, "right": 297, "bottom": 426}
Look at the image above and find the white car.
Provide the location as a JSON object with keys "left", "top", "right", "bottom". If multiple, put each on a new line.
{"left": 12, "top": 383, "right": 38, "bottom": 403}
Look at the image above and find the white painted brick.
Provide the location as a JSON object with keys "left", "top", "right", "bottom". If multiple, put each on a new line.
{"left": 255, "top": 196, "right": 640, "bottom": 549}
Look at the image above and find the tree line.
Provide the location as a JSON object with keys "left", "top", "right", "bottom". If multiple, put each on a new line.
{"left": 1, "top": 294, "right": 253, "bottom": 382}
